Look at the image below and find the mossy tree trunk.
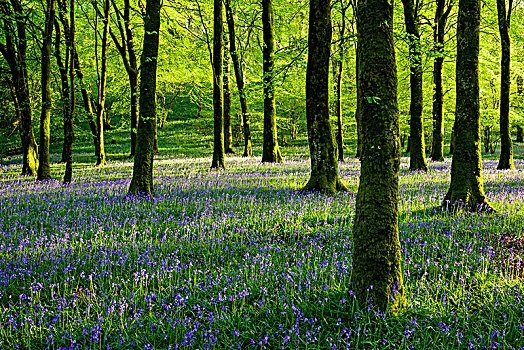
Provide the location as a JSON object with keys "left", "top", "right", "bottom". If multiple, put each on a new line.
{"left": 37, "top": 0, "right": 55, "bottom": 181}
{"left": 402, "top": 0, "right": 428, "bottom": 171}
{"left": 0, "top": 0, "right": 39, "bottom": 176}
{"left": 430, "top": 0, "right": 452, "bottom": 161}
{"left": 443, "top": 0, "right": 492, "bottom": 211}
{"left": 303, "top": 0, "right": 346, "bottom": 193}
{"left": 496, "top": 0, "right": 515, "bottom": 170}
{"left": 211, "top": 0, "right": 225, "bottom": 169}
{"left": 261, "top": 0, "right": 282, "bottom": 163}
{"left": 355, "top": 44, "right": 363, "bottom": 159}
{"left": 128, "top": 0, "right": 161, "bottom": 195}
{"left": 352, "top": 0, "right": 404, "bottom": 312}
{"left": 225, "top": 0, "right": 252, "bottom": 157}
{"left": 53, "top": 19, "right": 70, "bottom": 164}
{"left": 223, "top": 34, "right": 234, "bottom": 154}
{"left": 63, "top": 0, "right": 75, "bottom": 184}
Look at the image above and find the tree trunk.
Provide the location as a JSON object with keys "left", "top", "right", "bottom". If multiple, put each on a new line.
{"left": 352, "top": 0, "right": 404, "bottom": 313}
{"left": 496, "top": 0, "right": 514, "bottom": 170}
{"left": 63, "top": 0, "right": 75, "bottom": 184}
{"left": 333, "top": 0, "right": 349, "bottom": 162}
{"left": 303, "top": 0, "right": 346, "bottom": 193}
{"left": 430, "top": 0, "right": 450, "bottom": 161}
{"left": 355, "top": 42, "right": 363, "bottom": 159}
{"left": 402, "top": 0, "right": 428, "bottom": 171}
{"left": 129, "top": 0, "right": 161, "bottom": 195}
{"left": 517, "top": 125, "right": 523, "bottom": 143}
{"left": 211, "top": 0, "right": 225, "bottom": 169}
{"left": 449, "top": 128, "right": 455, "bottom": 154}
{"left": 443, "top": 0, "right": 492, "bottom": 211}
{"left": 110, "top": 0, "right": 139, "bottom": 157}
{"left": 261, "top": 0, "right": 282, "bottom": 163}
{"left": 224, "top": 0, "right": 252, "bottom": 157}
{"left": 224, "top": 48, "right": 235, "bottom": 154}
{"left": 57, "top": 0, "right": 98, "bottom": 162}
{"left": 37, "top": 0, "right": 55, "bottom": 181}
{"left": 53, "top": 19, "right": 70, "bottom": 164}
{"left": 1, "top": 0, "right": 39, "bottom": 175}
{"left": 95, "top": 0, "right": 109, "bottom": 166}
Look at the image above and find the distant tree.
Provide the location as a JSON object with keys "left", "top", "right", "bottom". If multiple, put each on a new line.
{"left": 496, "top": 0, "right": 515, "bottom": 170}
{"left": 443, "top": 0, "right": 492, "bottom": 210}
{"left": 402, "top": 0, "right": 428, "bottom": 171}
{"left": 63, "top": 0, "right": 75, "bottom": 184}
{"left": 224, "top": 0, "right": 252, "bottom": 157}
{"left": 129, "top": 0, "right": 161, "bottom": 195}
{"left": 0, "top": 0, "right": 39, "bottom": 175}
{"left": 37, "top": 0, "right": 55, "bottom": 181}
{"left": 332, "top": 0, "right": 350, "bottom": 162}
{"left": 303, "top": 0, "right": 346, "bottom": 193}
{"left": 93, "top": 0, "right": 110, "bottom": 166}
{"left": 430, "top": 0, "right": 453, "bottom": 161}
{"left": 261, "top": 0, "right": 282, "bottom": 163}
{"left": 223, "top": 34, "right": 235, "bottom": 154}
{"left": 210, "top": 0, "right": 225, "bottom": 169}
{"left": 352, "top": 0, "right": 405, "bottom": 311}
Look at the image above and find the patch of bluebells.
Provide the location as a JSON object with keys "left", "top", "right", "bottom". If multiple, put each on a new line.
{"left": 0, "top": 156, "right": 523, "bottom": 348}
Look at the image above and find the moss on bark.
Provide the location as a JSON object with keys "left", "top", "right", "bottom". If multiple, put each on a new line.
{"left": 352, "top": 0, "right": 404, "bottom": 313}
{"left": 303, "top": 0, "right": 346, "bottom": 194}
{"left": 443, "top": 0, "right": 493, "bottom": 212}
{"left": 128, "top": 0, "right": 161, "bottom": 195}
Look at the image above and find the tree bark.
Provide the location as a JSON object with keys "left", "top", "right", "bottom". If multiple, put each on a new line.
{"left": 355, "top": 43, "right": 363, "bottom": 159}
{"left": 261, "top": 0, "right": 282, "bottom": 163}
{"left": 37, "top": 0, "right": 55, "bottom": 181}
{"left": 496, "top": 0, "right": 514, "bottom": 170}
{"left": 303, "top": 0, "right": 346, "bottom": 193}
{"left": 352, "top": 0, "right": 404, "bottom": 312}
{"left": 63, "top": 0, "right": 75, "bottom": 184}
{"left": 53, "top": 19, "right": 70, "bottom": 164}
{"left": 517, "top": 125, "right": 523, "bottom": 143}
{"left": 443, "top": 0, "right": 492, "bottom": 211}
{"left": 129, "top": 0, "right": 161, "bottom": 195}
{"left": 224, "top": 0, "right": 252, "bottom": 157}
{"left": 211, "top": 0, "right": 225, "bottom": 169}
{"left": 402, "top": 0, "right": 428, "bottom": 171}
{"left": 430, "top": 0, "right": 451, "bottom": 161}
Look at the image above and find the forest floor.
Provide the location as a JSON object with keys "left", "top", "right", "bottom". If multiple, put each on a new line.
{"left": 1, "top": 119, "right": 524, "bottom": 349}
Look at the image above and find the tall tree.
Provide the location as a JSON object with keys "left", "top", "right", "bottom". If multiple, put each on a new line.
{"left": 349, "top": 0, "right": 362, "bottom": 159}
{"left": 352, "top": 0, "right": 404, "bottom": 311}
{"left": 0, "top": 0, "right": 39, "bottom": 175}
{"left": 261, "top": 0, "right": 282, "bottom": 163}
{"left": 110, "top": 0, "right": 140, "bottom": 157}
{"left": 63, "top": 0, "right": 75, "bottom": 184}
{"left": 129, "top": 0, "right": 161, "bottom": 195}
{"left": 211, "top": 0, "right": 225, "bottom": 169}
{"left": 303, "top": 0, "right": 346, "bottom": 193}
{"left": 402, "top": 0, "right": 428, "bottom": 171}
{"left": 496, "top": 0, "right": 515, "bottom": 170}
{"left": 37, "top": 0, "right": 56, "bottom": 181}
{"left": 442, "top": 0, "right": 492, "bottom": 210}
{"left": 332, "top": 0, "right": 350, "bottom": 162}
{"left": 57, "top": 0, "right": 98, "bottom": 163}
{"left": 223, "top": 33, "right": 235, "bottom": 154}
{"left": 430, "top": 0, "right": 453, "bottom": 161}
{"left": 224, "top": 0, "right": 252, "bottom": 157}
{"left": 93, "top": 0, "right": 110, "bottom": 166}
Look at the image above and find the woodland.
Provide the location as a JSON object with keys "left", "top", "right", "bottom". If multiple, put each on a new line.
{"left": 0, "top": 0, "right": 524, "bottom": 348}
